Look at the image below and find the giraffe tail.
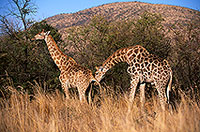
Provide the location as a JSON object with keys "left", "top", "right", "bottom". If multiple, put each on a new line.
{"left": 94, "top": 80, "right": 102, "bottom": 90}
{"left": 167, "top": 71, "right": 172, "bottom": 104}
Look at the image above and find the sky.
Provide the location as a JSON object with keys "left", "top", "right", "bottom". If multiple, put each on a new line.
{"left": 0, "top": 0, "right": 200, "bottom": 22}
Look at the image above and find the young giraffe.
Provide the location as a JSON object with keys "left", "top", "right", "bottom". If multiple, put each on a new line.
{"left": 95, "top": 45, "right": 172, "bottom": 110}
{"left": 32, "top": 29, "right": 101, "bottom": 102}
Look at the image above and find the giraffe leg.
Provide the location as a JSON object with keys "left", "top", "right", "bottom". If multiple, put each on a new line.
{"left": 78, "top": 87, "right": 84, "bottom": 101}
{"left": 63, "top": 86, "right": 70, "bottom": 99}
{"left": 127, "top": 76, "right": 139, "bottom": 113}
{"left": 129, "top": 77, "right": 139, "bottom": 102}
{"left": 59, "top": 75, "right": 70, "bottom": 99}
{"left": 60, "top": 81, "right": 70, "bottom": 99}
{"left": 156, "top": 84, "right": 167, "bottom": 110}
{"left": 77, "top": 85, "right": 87, "bottom": 103}
{"left": 61, "top": 82, "right": 70, "bottom": 99}
{"left": 140, "top": 83, "right": 146, "bottom": 108}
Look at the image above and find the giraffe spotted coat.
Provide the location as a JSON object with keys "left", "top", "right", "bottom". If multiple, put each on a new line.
{"left": 95, "top": 45, "right": 172, "bottom": 110}
{"left": 32, "top": 30, "right": 101, "bottom": 102}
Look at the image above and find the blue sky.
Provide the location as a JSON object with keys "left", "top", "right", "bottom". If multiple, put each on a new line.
{"left": 0, "top": 0, "right": 199, "bottom": 21}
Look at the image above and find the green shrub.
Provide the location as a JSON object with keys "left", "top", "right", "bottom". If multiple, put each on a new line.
{"left": 170, "top": 20, "right": 200, "bottom": 100}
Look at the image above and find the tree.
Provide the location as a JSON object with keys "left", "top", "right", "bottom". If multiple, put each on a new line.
{"left": 0, "top": 0, "right": 37, "bottom": 72}
{"left": 0, "top": 1, "right": 64, "bottom": 93}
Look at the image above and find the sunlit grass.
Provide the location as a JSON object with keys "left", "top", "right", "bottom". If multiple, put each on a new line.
{"left": 0, "top": 82, "right": 199, "bottom": 132}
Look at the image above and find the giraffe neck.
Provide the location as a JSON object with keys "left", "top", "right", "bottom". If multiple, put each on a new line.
{"left": 44, "top": 35, "right": 76, "bottom": 71}
{"left": 102, "top": 48, "right": 128, "bottom": 72}
{"left": 101, "top": 45, "right": 150, "bottom": 73}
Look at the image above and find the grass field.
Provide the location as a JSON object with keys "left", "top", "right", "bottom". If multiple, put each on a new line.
{"left": 0, "top": 82, "right": 199, "bottom": 132}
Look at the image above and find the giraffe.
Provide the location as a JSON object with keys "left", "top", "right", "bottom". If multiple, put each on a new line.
{"left": 95, "top": 45, "right": 172, "bottom": 110}
{"left": 32, "top": 29, "right": 101, "bottom": 102}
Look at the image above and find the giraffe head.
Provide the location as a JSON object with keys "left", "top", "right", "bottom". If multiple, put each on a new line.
{"left": 32, "top": 29, "right": 50, "bottom": 40}
{"left": 95, "top": 66, "right": 106, "bottom": 82}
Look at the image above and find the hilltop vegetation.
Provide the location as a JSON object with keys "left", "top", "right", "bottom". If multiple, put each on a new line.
{"left": 46, "top": 2, "right": 200, "bottom": 36}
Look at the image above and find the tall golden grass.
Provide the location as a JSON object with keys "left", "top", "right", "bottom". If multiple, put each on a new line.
{"left": 0, "top": 81, "right": 199, "bottom": 132}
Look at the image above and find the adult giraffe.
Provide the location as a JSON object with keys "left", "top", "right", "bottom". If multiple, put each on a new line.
{"left": 95, "top": 45, "right": 172, "bottom": 110}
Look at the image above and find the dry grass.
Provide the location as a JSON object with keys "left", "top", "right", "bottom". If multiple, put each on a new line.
{"left": 0, "top": 82, "right": 199, "bottom": 132}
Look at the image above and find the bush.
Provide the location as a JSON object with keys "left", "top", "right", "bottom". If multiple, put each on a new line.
{"left": 170, "top": 19, "right": 200, "bottom": 101}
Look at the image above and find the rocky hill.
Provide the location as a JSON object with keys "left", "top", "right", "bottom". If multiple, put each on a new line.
{"left": 45, "top": 1, "right": 200, "bottom": 37}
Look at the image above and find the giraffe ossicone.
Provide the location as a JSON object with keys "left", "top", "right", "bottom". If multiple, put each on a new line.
{"left": 95, "top": 45, "right": 172, "bottom": 110}
{"left": 33, "top": 30, "right": 101, "bottom": 102}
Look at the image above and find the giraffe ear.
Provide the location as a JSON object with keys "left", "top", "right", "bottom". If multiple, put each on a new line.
{"left": 95, "top": 66, "right": 99, "bottom": 70}
{"left": 45, "top": 31, "right": 50, "bottom": 35}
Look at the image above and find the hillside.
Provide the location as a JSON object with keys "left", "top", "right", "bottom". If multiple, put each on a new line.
{"left": 45, "top": 1, "right": 200, "bottom": 36}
